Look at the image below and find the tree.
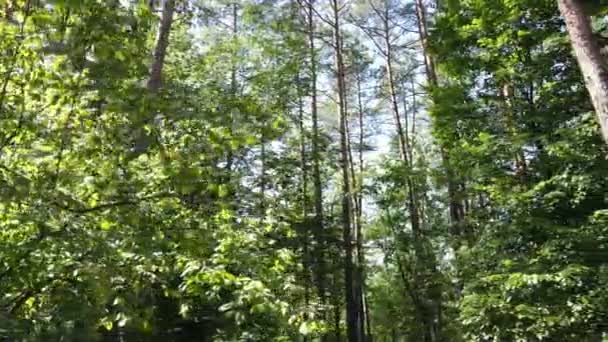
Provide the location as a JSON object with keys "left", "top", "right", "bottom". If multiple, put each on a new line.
{"left": 302, "top": 0, "right": 330, "bottom": 329}
{"left": 3, "top": 1, "right": 608, "bottom": 341}
{"left": 430, "top": 0, "right": 608, "bottom": 339}
{"left": 558, "top": 0, "right": 608, "bottom": 144}
{"left": 329, "top": 0, "right": 363, "bottom": 340}
{"left": 131, "top": 0, "right": 176, "bottom": 156}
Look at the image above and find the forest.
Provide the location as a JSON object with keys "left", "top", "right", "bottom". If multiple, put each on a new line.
{"left": 1, "top": 0, "right": 608, "bottom": 341}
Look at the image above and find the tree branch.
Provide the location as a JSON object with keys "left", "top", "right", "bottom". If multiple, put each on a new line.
{"left": 57, "top": 192, "right": 177, "bottom": 214}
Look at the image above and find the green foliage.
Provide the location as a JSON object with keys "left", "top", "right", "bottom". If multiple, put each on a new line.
{"left": 3, "top": 0, "right": 608, "bottom": 341}
{"left": 0, "top": 0, "right": 316, "bottom": 340}
{"left": 429, "top": 0, "right": 608, "bottom": 340}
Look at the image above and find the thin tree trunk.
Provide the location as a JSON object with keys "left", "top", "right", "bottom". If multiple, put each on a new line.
{"left": 365, "top": 3, "right": 433, "bottom": 339}
{"left": 344, "top": 94, "right": 363, "bottom": 337}
{"left": 558, "top": 0, "right": 608, "bottom": 144}
{"left": 414, "top": 0, "right": 436, "bottom": 86}
{"left": 414, "top": 0, "right": 464, "bottom": 238}
{"left": 356, "top": 75, "right": 365, "bottom": 236}
{"left": 402, "top": 83, "right": 412, "bottom": 164}
{"left": 411, "top": 2, "right": 445, "bottom": 340}
{"left": 363, "top": 291, "right": 372, "bottom": 342}
{"left": 297, "top": 76, "right": 311, "bottom": 337}
{"left": 382, "top": 4, "right": 425, "bottom": 281}
{"left": 147, "top": 0, "right": 175, "bottom": 92}
{"left": 334, "top": 292, "right": 342, "bottom": 342}
{"left": 381, "top": 10, "right": 424, "bottom": 256}
{"left": 384, "top": 207, "right": 430, "bottom": 341}
{"left": 225, "top": 2, "right": 239, "bottom": 180}
{"left": 346, "top": 104, "right": 365, "bottom": 341}
{"left": 331, "top": 1, "right": 361, "bottom": 341}
{"left": 383, "top": 15, "right": 410, "bottom": 166}
{"left": 130, "top": 0, "right": 175, "bottom": 157}
{"left": 356, "top": 72, "right": 371, "bottom": 342}
{"left": 260, "top": 137, "right": 267, "bottom": 218}
{"left": 305, "top": 0, "right": 328, "bottom": 331}
{"left": 500, "top": 83, "right": 527, "bottom": 179}
{"left": 410, "top": 79, "right": 417, "bottom": 155}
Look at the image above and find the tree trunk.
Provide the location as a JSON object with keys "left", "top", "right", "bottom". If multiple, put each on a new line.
{"left": 259, "top": 137, "right": 267, "bottom": 218}
{"left": 331, "top": 1, "right": 361, "bottom": 341}
{"left": 356, "top": 76, "right": 365, "bottom": 237}
{"left": 500, "top": 83, "right": 528, "bottom": 179}
{"left": 558, "top": 0, "right": 608, "bottom": 144}
{"left": 345, "top": 97, "right": 366, "bottom": 341}
{"left": 303, "top": 0, "right": 329, "bottom": 333}
{"left": 147, "top": 0, "right": 175, "bottom": 92}
{"left": 334, "top": 292, "right": 342, "bottom": 342}
{"left": 382, "top": 4, "right": 426, "bottom": 286}
{"left": 414, "top": 0, "right": 464, "bottom": 240}
{"left": 381, "top": 9, "right": 425, "bottom": 265}
{"left": 297, "top": 75, "right": 311, "bottom": 337}
{"left": 224, "top": 2, "right": 239, "bottom": 182}
{"left": 356, "top": 73, "right": 372, "bottom": 342}
{"left": 414, "top": 0, "right": 436, "bottom": 86}
{"left": 411, "top": 2, "right": 444, "bottom": 340}
{"left": 130, "top": 0, "right": 175, "bottom": 157}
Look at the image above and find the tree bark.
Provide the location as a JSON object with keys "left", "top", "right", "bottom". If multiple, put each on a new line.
{"left": 345, "top": 96, "right": 366, "bottom": 341}
{"left": 331, "top": 1, "right": 361, "bottom": 341}
{"left": 381, "top": 1, "right": 424, "bottom": 278}
{"left": 297, "top": 75, "right": 311, "bottom": 337}
{"left": 304, "top": 0, "right": 329, "bottom": 331}
{"left": 224, "top": 2, "right": 239, "bottom": 181}
{"left": 414, "top": 0, "right": 436, "bottom": 86}
{"left": 412, "top": 2, "right": 444, "bottom": 341}
{"left": 356, "top": 73, "right": 372, "bottom": 342}
{"left": 130, "top": 0, "right": 175, "bottom": 157}
{"left": 259, "top": 136, "right": 267, "bottom": 217}
{"left": 414, "top": 0, "right": 464, "bottom": 238}
{"left": 147, "top": 0, "right": 175, "bottom": 92}
{"left": 558, "top": 0, "right": 608, "bottom": 144}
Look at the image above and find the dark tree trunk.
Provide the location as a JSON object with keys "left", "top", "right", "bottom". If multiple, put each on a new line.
{"left": 296, "top": 74, "right": 311, "bottom": 339}
{"left": 356, "top": 73, "right": 372, "bottom": 342}
{"left": 331, "top": 0, "right": 361, "bottom": 341}
{"left": 412, "top": 3, "right": 444, "bottom": 340}
{"left": 130, "top": 0, "right": 175, "bottom": 157}
{"left": 147, "top": 0, "right": 175, "bottom": 92}
{"left": 303, "top": 0, "right": 329, "bottom": 333}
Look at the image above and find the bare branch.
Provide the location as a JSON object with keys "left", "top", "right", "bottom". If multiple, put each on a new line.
{"left": 300, "top": 0, "right": 336, "bottom": 28}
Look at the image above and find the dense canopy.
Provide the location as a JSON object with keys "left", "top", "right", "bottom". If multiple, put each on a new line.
{"left": 1, "top": 0, "right": 608, "bottom": 341}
